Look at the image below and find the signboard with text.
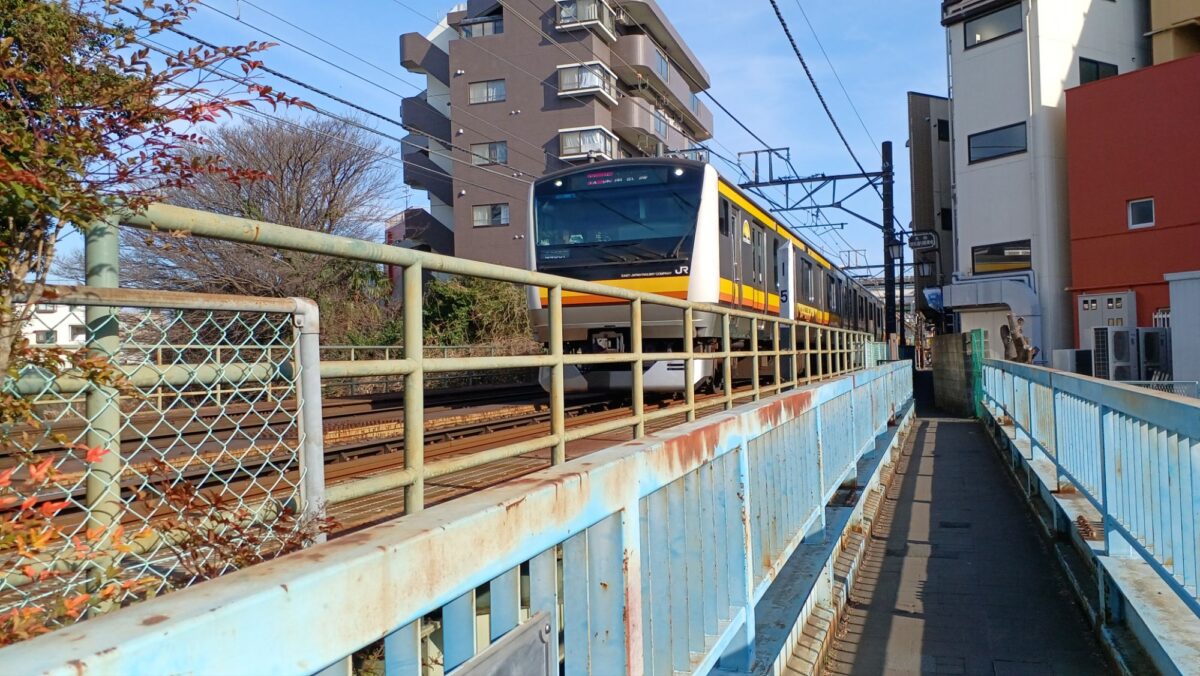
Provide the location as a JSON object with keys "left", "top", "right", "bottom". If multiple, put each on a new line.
{"left": 908, "top": 232, "right": 939, "bottom": 251}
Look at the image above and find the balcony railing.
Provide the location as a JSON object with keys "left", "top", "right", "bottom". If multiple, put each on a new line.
{"left": 555, "top": 0, "right": 617, "bottom": 41}
{"left": 557, "top": 63, "right": 618, "bottom": 104}
{"left": 558, "top": 127, "right": 616, "bottom": 160}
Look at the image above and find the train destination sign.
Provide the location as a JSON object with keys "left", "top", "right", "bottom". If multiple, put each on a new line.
{"left": 908, "top": 232, "right": 938, "bottom": 251}
{"left": 569, "top": 166, "right": 668, "bottom": 191}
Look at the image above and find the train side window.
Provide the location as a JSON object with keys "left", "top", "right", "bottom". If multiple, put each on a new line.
{"left": 804, "top": 260, "right": 814, "bottom": 302}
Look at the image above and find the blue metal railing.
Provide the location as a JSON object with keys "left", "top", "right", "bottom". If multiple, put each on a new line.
{"left": 1, "top": 361, "right": 913, "bottom": 675}
{"left": 982, "top": 360, "right": 1200, "bottom": 616}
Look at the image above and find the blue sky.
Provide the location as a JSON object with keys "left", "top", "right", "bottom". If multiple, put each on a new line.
{"left": 65, "top": 0, "right": 948, "bottom": 274}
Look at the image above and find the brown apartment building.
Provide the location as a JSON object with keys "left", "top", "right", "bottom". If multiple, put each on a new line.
{"left": 399, "top": 0, "right": 715, "bottom": 268}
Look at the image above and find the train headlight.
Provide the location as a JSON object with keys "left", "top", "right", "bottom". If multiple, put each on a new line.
{"left": 554, "top": 179, "right": 563, "bottom": 187}
{"left": 673, "top": 168, "right": 684, "bottom": 176}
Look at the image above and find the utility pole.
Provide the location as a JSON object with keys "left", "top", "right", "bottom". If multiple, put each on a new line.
{"left": 899, "top": 234, "right": 907, "bottom": 346}
{"left": 882, "top": 142, "right": 896, "bottom": 339}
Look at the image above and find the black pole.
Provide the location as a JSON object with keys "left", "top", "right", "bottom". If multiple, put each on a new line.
{"left": 882, "top": 142, "right": 896, "bottom": 339}
{"left": 899, "top": 238, "right": 906, "bottom": 346}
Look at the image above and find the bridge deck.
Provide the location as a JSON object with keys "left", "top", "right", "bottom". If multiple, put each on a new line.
{"left": 813, "top": 413, "right": 1111, "bottom": 675}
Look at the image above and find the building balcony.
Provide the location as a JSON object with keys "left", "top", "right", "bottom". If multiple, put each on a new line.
{"left": 401, "top": 93, "right": 451, "bottom": 143}
{"left": 939, "top": 0, "right": 1016, "bottom": 26}
{"left": 611, "top": 33, "right": 713, "bottom": 140}
{"left": 613, "top": 96, "right": 689, "bottom": 153}
{"left": 556, "top": 62, "right": 619, "bottom": 106}
{"left": 557, "top": 126, "right": 619, "bottom": 161}
{"left": 554, "top": 0, "right": 618, "bottom": 43}
{"left": 400, "top": 32, "right": 450, "bottom": 86}
{"left": 401, "top": 135, "right": 454, "bottom": 206}
{"left": 611, "top": 1, "right": 710, "bottom": 89}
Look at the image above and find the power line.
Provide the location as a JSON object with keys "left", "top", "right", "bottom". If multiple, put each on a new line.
{"left": 767, "top": 0, "right": 906, "bottom": 236}
{"left": 186, "top": 2, "right": 552, "bottom": 176}
{"left": 791, "top": 0, "right": 879, "bottom": 156}
{"left": 224, "top": 0, "right": 579, "bottom": 170}
{"left": 765, "top": 0, "right": 873, "bottom": 185}
{"left": 130, "top": 31, "right": 533, "bottom": 200}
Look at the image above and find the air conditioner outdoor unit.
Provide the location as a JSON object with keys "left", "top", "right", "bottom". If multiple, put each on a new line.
{"left": 1093, "top": 327, "right": 1136, "bottom": 381}
{"left": 1052, "top": 349, "right": 1093, "bottom": 376}
{"left": 1137, "top": 327, "right": 1172, "bottom": 380}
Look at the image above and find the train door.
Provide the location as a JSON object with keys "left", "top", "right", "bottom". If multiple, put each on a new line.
{"left": 739, "top": 215, "right": 754, "bottom": 309}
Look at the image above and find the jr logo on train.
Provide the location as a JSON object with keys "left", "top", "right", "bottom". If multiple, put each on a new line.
{"left": 527, "top": 158, "right": 885, "bottom": 394}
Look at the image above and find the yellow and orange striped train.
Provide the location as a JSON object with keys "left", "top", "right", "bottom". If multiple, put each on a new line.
{"left": 527, "top": 157, "right": 883, "bottom": 393}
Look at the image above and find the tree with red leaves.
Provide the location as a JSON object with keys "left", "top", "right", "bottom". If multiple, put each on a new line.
{"left": 0, "top": 0, "right": 305, "bottom": 380}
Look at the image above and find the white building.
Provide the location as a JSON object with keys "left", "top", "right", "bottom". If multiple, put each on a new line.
{"left": 940, "top": 0, "right": 1149, "bottom": 360}
{"left": 21, "top": 303, "right": 88, "bottom": 347}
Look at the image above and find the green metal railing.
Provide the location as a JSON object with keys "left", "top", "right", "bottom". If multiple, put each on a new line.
{"left": 117, "top": 203, "right": 875, "bottom": 514}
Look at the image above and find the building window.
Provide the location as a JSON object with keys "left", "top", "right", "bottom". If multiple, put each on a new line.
{"left": 655, "top": 50, "right": 670, "bottom": 81}
{"left": 691, "top": 92, "right": 701, "bottom": 114}
{"left": 461, "top": 16, "right": 503, "bottom": 37}
{"left": 654, "top": 111, "right": 668, "bottom": 138}
{"left": 470, "top": 141, "right": 508, "bottom": 166}
{"left": 468, "top": 79, "right": 506, "bottom": 104}
{"left": 1128, "top": 198, "right": 1155, "bottom": 229}
{"left": 940, "top": 209, "right": 953, "bottom": 232}
{"left": 972, "top": 239, "right": 1031, "bottom": 275}
{"left": 1079, "top": 57, "right": 1118, "bottom": 84}
{"left": 558, "top": 127, "right": 615, "bottom": 159}
{"left": 70, "top": 325, "right": 87, "bottom": 342}
{"left": 33, "top": 329, "right": 57, "bottom": 345}
{"left": 473, "top": 203, "right": 510, "bottom": 227}
{"left": 968, "top": 122, "right": 1026, "bottom": 163}
{"left": 937, "top": 119, "right": 950, "bottom": 142}
{"left": 964, "top": 3, "right": 1023, "bottom": 49}
{"left": 557, "top": 63, "right": 617, "bottom": 103}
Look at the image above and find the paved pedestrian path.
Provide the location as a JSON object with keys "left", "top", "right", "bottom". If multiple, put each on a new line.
{"left": 820, "top": 415, "right": 1113, "bottom": 675}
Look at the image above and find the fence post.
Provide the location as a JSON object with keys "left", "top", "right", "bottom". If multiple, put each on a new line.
{"left": 293, "top": 298, "right": 326, "bottom": 526}
{"left": 772, "top": 320, "right": 781, "bottom": 392}
{"left": 722, "top": 313, "right": 733, "bottom": 411}
{"left": 751, "top": 319, "right": 761, "bottom": 402}
{"left": 84, "top": 216, "right": 122, "bottom": 554}
{"left": 631, "top": 299, "right": 644, "bottom": 438}
{"left": 550, "top": 286, "right": 566, "bottom": 464}
{"left": 684, "top": 307, "right": 695, "bottom": 422}
{"left": 403, "top": 264, "right": 424, "bottom": 513}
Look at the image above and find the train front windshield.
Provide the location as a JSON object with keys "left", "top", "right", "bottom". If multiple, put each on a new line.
{"left": 533, "top": 165, "right": 703, "bottom": 274}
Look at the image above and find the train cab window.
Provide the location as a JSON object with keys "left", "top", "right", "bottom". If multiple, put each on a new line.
{"left": 719, "top": 199, "right": 731, "bottom": 237}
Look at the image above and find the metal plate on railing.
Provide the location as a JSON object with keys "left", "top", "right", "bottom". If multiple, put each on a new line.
{"left": 454, "top": 611, "right": 554, "bottom": 676}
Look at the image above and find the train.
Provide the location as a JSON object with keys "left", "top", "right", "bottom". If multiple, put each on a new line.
{"left": 526, "top": 157, "right": 884, "bottom": 393}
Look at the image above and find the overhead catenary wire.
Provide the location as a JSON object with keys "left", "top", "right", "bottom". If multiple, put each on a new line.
{"left": 130, "top": 32, "right": 534, "bottom": 202}
{"left": 166, "top": 3, "right": 547, "bottom": 179}
{"left": 117, "top": 13, "right": 534, "bottom": 189}
{"left": 767, "top": 0, "right": 906, "bottom": 236}
{"left": 216, "top": 0, "right": 581, "bottom": 170}
{"left": 792, "top": 0, "right": 880, "bottom": 156}
{"left": 597, "top": 0, "right": 861, "bottom": 258}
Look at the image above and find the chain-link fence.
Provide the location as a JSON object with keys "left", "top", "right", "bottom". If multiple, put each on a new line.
{"left": 1, "top": 289, "right": 322, "bottom": 628}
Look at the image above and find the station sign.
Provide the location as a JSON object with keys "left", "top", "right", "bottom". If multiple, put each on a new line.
{"left": 908, "top": 232, "right": 939, "bottom": 252}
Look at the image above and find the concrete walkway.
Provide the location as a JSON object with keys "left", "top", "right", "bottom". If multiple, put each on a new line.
{"left": 822, "top": 414, "right": 1114, "bottom": 675}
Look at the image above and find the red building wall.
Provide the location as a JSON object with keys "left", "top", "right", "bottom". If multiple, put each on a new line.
{"left": 1066, "top": 53, "right": 1200, "bottom": 344}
